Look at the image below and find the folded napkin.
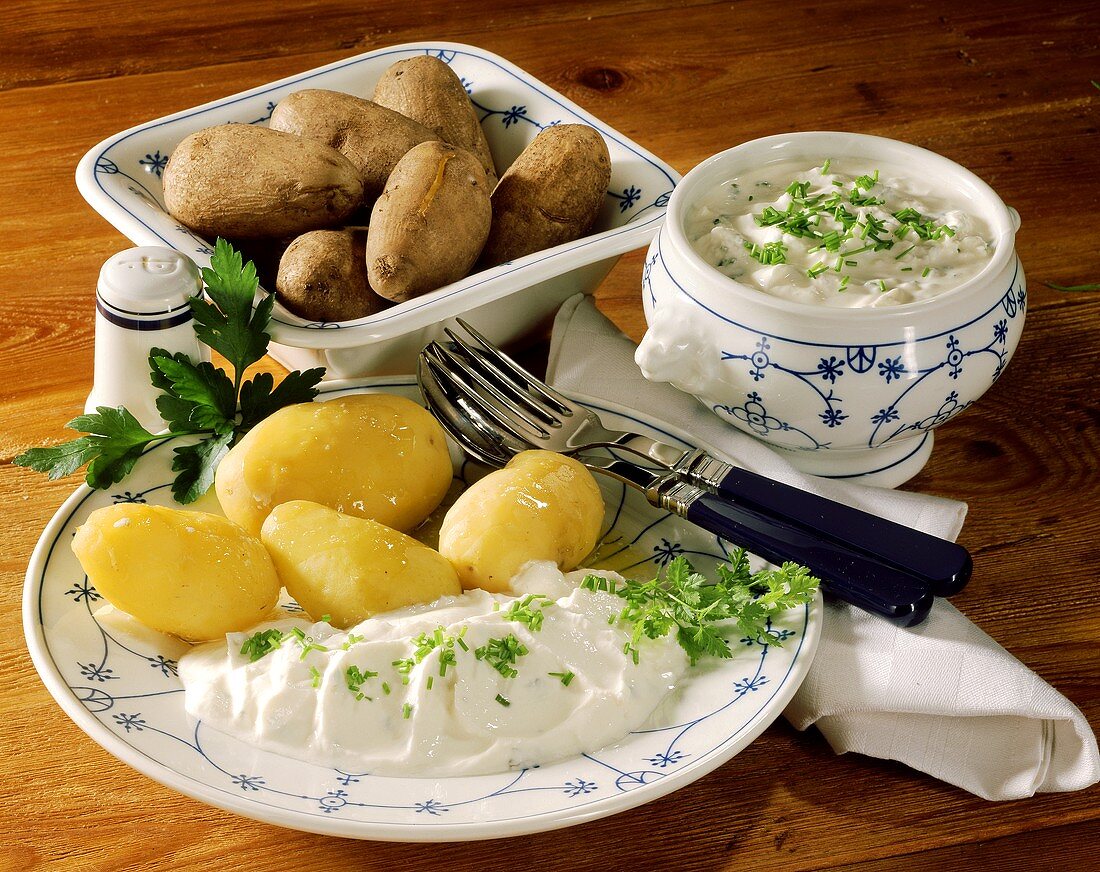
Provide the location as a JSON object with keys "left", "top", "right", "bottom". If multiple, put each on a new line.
{"left": 546, "top": 294, "right": 1100, "bottom": 801}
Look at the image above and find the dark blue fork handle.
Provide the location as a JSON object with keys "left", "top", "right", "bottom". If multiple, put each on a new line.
{"left": 684, "top": 490, "right": 935, "bottom": 627}
{"left": 704, "top": 466, "right": 971, "bottom": 597}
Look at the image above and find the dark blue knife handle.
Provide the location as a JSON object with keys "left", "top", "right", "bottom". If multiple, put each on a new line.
{"left": 681, "top": 488, "right": 934, "bottom": 626}
{"left": 694, "top": 464, "right": 971, "bottom": 597}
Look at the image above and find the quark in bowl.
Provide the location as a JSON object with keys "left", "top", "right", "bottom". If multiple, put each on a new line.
{"left": 637, "top": 132, "right": 1026, "bottom": 487}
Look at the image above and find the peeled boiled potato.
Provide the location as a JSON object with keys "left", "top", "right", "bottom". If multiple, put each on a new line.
{"left": 71, "top": 504, "right": 280, "bottom": 641}
{"left": 214, "top": 394, "right": 453, "bottom": 537}
{"left": 261, "top": 500, "right": 461, "bottom": 628}
{"left": 438, "top": 450, "right": 604, "bottom": 593}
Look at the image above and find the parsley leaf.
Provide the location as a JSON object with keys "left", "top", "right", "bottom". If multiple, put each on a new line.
{"left": 150, "top": 348, "right": 236, "bottom": 434}
{"left": 238, "top": 368, "right": 325, "bottom": 433}
{"left": 170, "top": 431, "right": 234, "bottom": 504}
{"left": 193, "top": 238, "right": 274, "bottom": 383}
{"left": 583, "top": 553, "right": 819, "bottom": 666}
{"left": 13, "top": 239, "right": 327, "bottom": 503}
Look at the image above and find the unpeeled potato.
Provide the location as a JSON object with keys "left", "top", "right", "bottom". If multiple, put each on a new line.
{"left": 438, "top": 450, "right": 605, "bottom": 593}
{"left": 162, "top": 124, "right": 364, "bottom": 240}
{"left": 480, "top": 125, "right": 611, "bottom": 268}
{"left": 261, "top": 500, "right": 462, "bottom": 628}
{"left": 214, "top": 393, "right": 453, "bottom": 537}
{"left": 372, "top": 55, "right": 498, "bottom": 185}
{"left": 71, "top": 504, "right": 280, "bottom": 640}
{"left": 365, "top": 141, "right": 492, "bottom": 302}
{"left": 269, "top": 89, "right": 440, "bottom": 204}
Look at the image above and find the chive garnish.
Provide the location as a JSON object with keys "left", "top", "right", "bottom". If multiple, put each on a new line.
{"left": 309, "top": 666, "right": 322, "bottom": 689}
{"left": 240, "top": 628, "right": 284, "bottom": 662}
{"left": 495, "top": 694, "right": 511, "bottom": 707}
{"left": 922, "top": 267, "right": 932, "bottom": 278}
{"left": 403, "top": 703, "right": 413, "bottom": 719}
{"left": 474, "top": 634, "right": 528, "bottom": 679}
{"left": 548, "top": 671, "right": 576, "bottom": 687}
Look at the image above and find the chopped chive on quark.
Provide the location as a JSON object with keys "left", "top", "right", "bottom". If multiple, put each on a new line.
{"left": 495, "top": 694, "right": 511, "bottom": 707}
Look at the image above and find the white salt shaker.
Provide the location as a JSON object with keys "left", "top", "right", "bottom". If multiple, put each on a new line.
{"left": 86, "top": 246, "right": 208, "bottom": 431}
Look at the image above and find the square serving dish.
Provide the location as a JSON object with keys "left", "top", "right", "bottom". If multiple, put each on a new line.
{"left": 76, "top": 42, "right": 679, "bottom": 377}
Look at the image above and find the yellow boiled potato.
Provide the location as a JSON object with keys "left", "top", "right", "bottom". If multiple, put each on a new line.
{"left": 71, "top": 504, "right": 280, "bottom": 640}
{"left": 438, "top": 450, "right": 604, "bottom": 593}
{"left": 214, "top": 393, "right": 453, "bottom": 537}
{"left": 261, "top": 500, "right": 461, "bottom": 628}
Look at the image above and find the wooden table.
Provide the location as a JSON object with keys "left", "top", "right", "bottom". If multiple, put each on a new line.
{"left": 2, "top": 1, "right": 1098, "bottom": 867}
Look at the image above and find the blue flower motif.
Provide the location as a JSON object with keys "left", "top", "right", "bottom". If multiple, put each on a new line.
{"left": 501, "top": 105, "right": 527, "bottom": 127}
{"left": 318, "top": 789, "right": 347, "bottom": 814}
{"left": 112, "top": 712, "right": 146, "bottom": 733}
{"left": 95, "top": 157, "right": 119, "bottom": 174}
{"left": 458, "top": 76, "right": 473, "bottom": 95}
{"left": 877, "top": 355, "right": 907, "bottom": 383}
{"left": 771, "top": 629, "right": 795, "bottom": 642}
{"left": 335, "top": 771, "right": 361, "bottom": 786}
{"left": 433, "top": 49, "right": 457, "bottom": 63}
{"left": 733, "top": 675, "right": 769, "bottom": 693}
{"left": 195, "top": 246, "right": 214, "bottom": 256}
{"left": 618, "top": 185, "right": 641, "bottom": 212}
{"left": 815, "top": 356, "right": 845, "bottom": 383}
{"left": 282, "top": 600, "right": 306, "bottom": 614}
{"left": 139, "top": 151, "right": 168, "bottom": 177}
{"left": 112, "top": 491, "right": 147, "bottom": 504}
{"left": 993, "top": 319, "right": 1008, "bottom": 344}
{"left": 66, "top": 579, "right": 101, "bottom": 604}
{"left": 945, "top": 334, "right": 965, "bottom": 379}
{"left": 749, "top": 336, "right": 772, "bottom": 381}
{"left": 646, "top": 750, "right": 687, "bottom": 768}
{"left": 563, "top": 779, "right": 597, "bottom": 797}
{"left": 652, "top": 538, "right": 684, "bottom": 566}
{"left": 820, "top": 407, "right": 848, "bottom": 428}
{"left": 871, "top": 407, "right": 899, "bottom": 425}
{"left": 414, "top": 799, "right": 449, "bottom": 815}
{"left": 79, "top": 662, "right": 117, "bottom": 682}
{"left": 231, "top": 774, "right": 265, "bottom": 791}
{"left": 148, "top": 655, "right": 178, "bottom": 678}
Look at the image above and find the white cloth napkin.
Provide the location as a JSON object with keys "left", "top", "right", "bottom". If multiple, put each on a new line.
{"left": 546, "top": 294, "right": 1100, "bottom": 801}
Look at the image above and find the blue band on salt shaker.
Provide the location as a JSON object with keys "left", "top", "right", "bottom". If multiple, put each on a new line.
{"left": 86, "top": 247, "right": 209, "bottom": 431}
{"left": 95, "top": 295, "right": 196, "bottom": 331}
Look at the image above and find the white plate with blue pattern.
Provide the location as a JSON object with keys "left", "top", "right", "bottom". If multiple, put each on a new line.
{"left": 24, "top": 378, "right": 822, "bottom": 841}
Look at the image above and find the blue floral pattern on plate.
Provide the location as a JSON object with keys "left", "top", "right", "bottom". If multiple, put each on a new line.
{"left": 25, "top": 378, "right": 820, "bottom": 841}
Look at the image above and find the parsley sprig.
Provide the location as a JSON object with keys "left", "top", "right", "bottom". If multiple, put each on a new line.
{"left": 14, "top": 239, "right": 325, "bottom": 503}
{"left": 582, "top": 553, "right": 819, "bottom": 665}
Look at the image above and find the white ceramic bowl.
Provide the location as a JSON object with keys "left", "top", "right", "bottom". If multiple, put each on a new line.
{"left": 76, "top": 42, "right": 679, "bottom": 377}
{"left": 636, "top": 132, "right": 1026, "bottom": 487}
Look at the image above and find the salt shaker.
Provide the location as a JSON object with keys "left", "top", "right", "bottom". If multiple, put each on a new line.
{"left": 86, "top": 246, "right": 208, "bottom": 432}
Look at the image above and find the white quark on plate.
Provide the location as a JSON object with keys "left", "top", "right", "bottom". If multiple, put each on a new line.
{"left": 180, "top": 563, "right": 688, "bottom": 777}
{"left": 25, "top": 376, "right": 821, "bottom": 842}
{"left": 687, "top": 157, "right": 995, "bottom": 307}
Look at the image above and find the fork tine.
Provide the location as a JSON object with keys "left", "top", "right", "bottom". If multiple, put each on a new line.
{"left": 441, "top": 328, "right": 562, "bottom": 426}
{"left": 422, "top": 348, "right": 529, "bottom": 447}
{"left": 424, "top": 343, "right": 550, "bottom": 444}
{"left": 428, "top": 341, "right": 553, "bottom": 438}
{"left": 453, "top": 318, "right": 579, "bottom": 417}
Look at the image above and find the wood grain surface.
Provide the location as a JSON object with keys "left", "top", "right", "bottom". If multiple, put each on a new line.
{"left": 2, "top": 1, "right": 1098, "bottom": 868}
